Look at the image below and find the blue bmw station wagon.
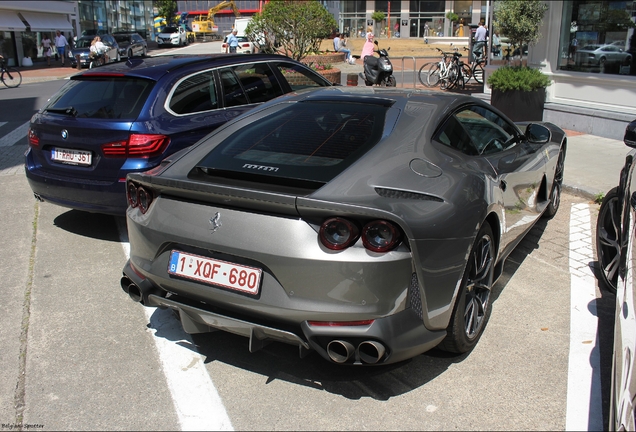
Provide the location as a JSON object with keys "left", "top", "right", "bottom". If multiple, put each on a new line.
{"left": 25, "top": 54, "right": 333, "bottom": 215}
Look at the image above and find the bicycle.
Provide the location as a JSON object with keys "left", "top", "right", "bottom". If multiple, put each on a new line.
{"left": 0, "top": 58, "right": 22, "bottom": 88}
{"left": 462, "top": 47, "right": 485, "bottom": 84}
{"left": 88, "top": 53, "right": 107, "bottom": 69}
{"left": 419, "top": 48, "right": 455, "bottom": 89}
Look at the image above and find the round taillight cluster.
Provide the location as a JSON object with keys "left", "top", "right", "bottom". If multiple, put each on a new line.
{"left": 127, "top": 181, "right": 153, "bottom": 214}
{"left": 319, "top": 218, "right": 402, "bottom": 253}
{"left": 319, "top": 218, "right": 359, "bottom": 250}
{"left": 362, "top": 220, "right": 402, "bottom": 252}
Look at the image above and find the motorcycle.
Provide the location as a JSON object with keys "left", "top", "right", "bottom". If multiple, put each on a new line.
{"left": 358, "top": 40, "right": 396, "bottom": 87}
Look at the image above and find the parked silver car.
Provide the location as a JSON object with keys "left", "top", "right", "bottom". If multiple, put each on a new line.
{"left": 575, "top": 44, "right": 632, "bottom": 66}
{"left": 121, "top": 87, "right": 566, "bottom": 365}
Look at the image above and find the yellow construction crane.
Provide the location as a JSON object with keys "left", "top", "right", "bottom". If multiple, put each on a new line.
{"left": 191, "top": 0, "right": 241, "bottom": 37}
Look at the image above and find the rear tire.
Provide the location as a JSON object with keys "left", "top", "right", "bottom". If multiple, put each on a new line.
{"left": 438, "top": 223, "right": 495, "bottom": 353}
{"left": 472, "top": 62, "right": 484, "bottom": 84}
{"left": 1, "top": 67, "right": 22, "bottom": 88}
{"left": 596, "top": 187, "right": 621, "bottom": 293}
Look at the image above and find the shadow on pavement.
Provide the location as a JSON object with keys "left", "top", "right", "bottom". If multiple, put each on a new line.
{"left": 53, "top": 209, "right": 122, "bottom": 242}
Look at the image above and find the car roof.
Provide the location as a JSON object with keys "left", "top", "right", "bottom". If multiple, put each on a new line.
{"left": 74, "top": 54, "right": 307, "bottom": 81}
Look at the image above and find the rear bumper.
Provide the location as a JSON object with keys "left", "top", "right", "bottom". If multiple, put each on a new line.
{"left": 25, "top": 161, "right": 127, "bottom": 215}
{"left": 121, "top": 260, "right": 446, "bottom": 365}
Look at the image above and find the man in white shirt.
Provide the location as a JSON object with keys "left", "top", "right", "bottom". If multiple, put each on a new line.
{"left": 473, "top": 22, "right": 487, "bottom": 60}
{"left": 55, "top": 30, "right": 68, "bottom": 66}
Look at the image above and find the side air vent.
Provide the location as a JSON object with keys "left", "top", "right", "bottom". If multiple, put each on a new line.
{"left": 375, "top": 187, "right": 443, "bottom": 202}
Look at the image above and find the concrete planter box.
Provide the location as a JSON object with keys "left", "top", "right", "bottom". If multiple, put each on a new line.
{"left": 491, "top": 88, "right": 546, "bottom": 122}
{"left": 284, "top": 67, "right": 341, "bottom": 85}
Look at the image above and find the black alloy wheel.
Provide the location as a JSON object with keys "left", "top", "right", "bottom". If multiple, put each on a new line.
{"left": 439, "top": 223, "right": 495, "bottom": 353}
{"left": 544, "top": 148, "right": 565, "bottom": 219}
{"left": 596, "top": 187, "right": 620, "bottom": 293}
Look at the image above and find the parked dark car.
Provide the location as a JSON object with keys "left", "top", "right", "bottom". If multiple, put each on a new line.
{"left": 120, "top": 86, "right": 567, "bottom": 365}
{"left": 25, "top": 54, "right": 333, "bottom": 215}
{"left": 596, "top": 119, "right": 636, "bottom": 430}
{"left": 113, "top": 32, "right": 148, "bottom": 58}
{"left": 69, "top": 34, "right": 120, "bottom": 68}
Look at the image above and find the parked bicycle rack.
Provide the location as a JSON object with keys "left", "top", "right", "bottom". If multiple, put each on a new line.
{"left": 399, "top": 56, "right": 438, "bottom": 88}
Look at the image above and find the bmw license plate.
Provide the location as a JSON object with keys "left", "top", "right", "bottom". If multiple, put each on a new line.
{"left": 51, "top": 148, "right": 92, "bottom": 166}
{"left": 168, "top": 250, "right": 262, "bottom": 295}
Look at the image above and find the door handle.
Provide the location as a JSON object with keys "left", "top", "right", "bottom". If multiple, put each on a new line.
{"left": 500, "top": 180, "right": 507, "bottom": 192}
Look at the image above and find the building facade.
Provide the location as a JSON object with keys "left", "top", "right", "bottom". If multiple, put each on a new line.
{"left": 0, "top": 0, "right": 632, "bottom": 137}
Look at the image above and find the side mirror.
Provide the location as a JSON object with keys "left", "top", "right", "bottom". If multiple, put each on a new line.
{"left": 374, "top": 40, "right": 379, "bottom": 46}
{"left": 525, "top": 123, "right": 551, "bottom": 144}
{"left": 625, "top": 119, "right": 636, "bottom": 148}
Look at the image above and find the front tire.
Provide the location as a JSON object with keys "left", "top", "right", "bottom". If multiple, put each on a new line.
{"left": 543, "top": 147, "right": 565, "bottom": 219}
{"left": 439, "top": 223, "right": 495, "bottom": 353}
{"left": 386, "top": 75, "right": 396, "bottom": 87}
{"left": 596, "top": 187, "right": 621, "bottom": 293}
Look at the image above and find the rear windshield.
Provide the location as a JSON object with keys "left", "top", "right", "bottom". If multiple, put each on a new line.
{"left": 196, "top": 101, "right": 388, "bottom": 185}
{"left": 44, "top": 77, "right": 154, "bottom": 120}
{"left": 75, "top": 38, "right": 93, "bottom": 48}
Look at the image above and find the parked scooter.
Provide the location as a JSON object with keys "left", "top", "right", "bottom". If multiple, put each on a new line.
{"left": 358, "top": 40, "right": 396, "bottom": 87}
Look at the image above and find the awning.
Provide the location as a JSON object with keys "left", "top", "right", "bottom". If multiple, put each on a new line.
{"left": 20, "top": 11, "right": 72, "bottom": 32}
{"left": 0, "top": 12, "right": 26, "bottom": 31}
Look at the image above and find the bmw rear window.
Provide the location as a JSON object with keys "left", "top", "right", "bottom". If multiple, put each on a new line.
{"left": 196, "top": 101, "right": 388, "bottom": 186}
{"left": 44, "top": 77, "right": 154, "bottom": 120}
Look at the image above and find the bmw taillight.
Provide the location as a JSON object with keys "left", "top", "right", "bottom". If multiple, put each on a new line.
{"left": 102, "top": 134, "right": 170, "bottom": 158}
{"left": 28, "top": 128, "right": 39, "bottom": 147}
{"left": 319, "top": 217, "right": 359, "bottom": 250}
{"left": 362, "top": 220, "right": 402, "bottom": 252}
{"left": 127, "top": 180, "right": 154, "bottom": 214}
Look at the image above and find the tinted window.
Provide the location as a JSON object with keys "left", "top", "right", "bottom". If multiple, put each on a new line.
{"left": 274, "top": 61, "right": 331, "bottom": 91}
{"left": 225, "top": 63, "right": 284, "bottom": 104}
{"left": 45, "top": 77, "right": 153, "bottom": 120}
{"left": 436, "top": 106, "right": 516, "bottom": 155}
{"left": 168, "top": 71, "right": 218, "bottom": 115}
{"left": 196, "top": 101, "right": 387, "bottom": 185}
{"left": 163, "top": 27, "right": 178, "bottom": 33}
{"left": 219, "top": 68, "right": 248, "bottom": 107}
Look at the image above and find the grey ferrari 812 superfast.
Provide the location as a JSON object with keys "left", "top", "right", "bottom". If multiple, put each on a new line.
{"left": 121, "top": 86, "right": 566, "bottom": 365}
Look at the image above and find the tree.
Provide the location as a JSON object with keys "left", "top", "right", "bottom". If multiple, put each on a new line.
{"left": 245, "top": 0, "right": 337, "bottom": 61}
{"left": 494, "top": 0, "right": 549, "bottom": 61}
{"left": 156, "top": 0, "right": 178, "bottom": 25}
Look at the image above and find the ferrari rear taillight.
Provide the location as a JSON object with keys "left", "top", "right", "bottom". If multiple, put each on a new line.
{"left": 127, "top": 180, "right": 154, "bottom": 214}
{"left": 319, "top": 217, "right": 403, "bottom": 252}
{"left": 319, "top": 217, "right": 359, "bottom": 250}
{"left": 102, "top": 134, "right": 170, "bottom": 158}
{"left": 362, "top": 220, "right": 402, "bottom": 253}
{"left": 28, "top": 128, "right": 39, "bottom": 147}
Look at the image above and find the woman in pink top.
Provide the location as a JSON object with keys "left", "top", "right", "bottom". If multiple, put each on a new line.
{"left": 361, "top": 28, "right": 375, "bottom": 60}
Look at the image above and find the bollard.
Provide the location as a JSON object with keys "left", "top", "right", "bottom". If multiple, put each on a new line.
{"left": 76, "top": 54, "right": 81, "bottom": 70}
{"left": 346, "top": 73, "right": 358, "bottom": 86}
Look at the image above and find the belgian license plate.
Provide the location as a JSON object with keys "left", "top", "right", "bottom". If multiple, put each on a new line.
{"left": 51, "top": 148, "right": 92, "bottom": 166}
{"left": 168, "top": 250, "right": 262, "bottom": 295}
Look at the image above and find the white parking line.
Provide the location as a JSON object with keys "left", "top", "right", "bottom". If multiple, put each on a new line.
{"left": 0, "top": 121, "right": 29, "bottom": 147}
{"left": 118, "top": 226, "right": 233, "bottom": 431}
{"left": 566, "top": 203, "right": 603, "bottom": 431}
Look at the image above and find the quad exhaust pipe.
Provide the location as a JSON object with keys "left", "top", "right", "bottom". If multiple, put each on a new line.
{"left": 357, "top": 340, "right": 386, "bottom": 364}
{"left": 120, "top": 276, "right": 142, "bottom": 303}
{"left": 326, "top": 340, "right": 355, "bottom": 363}
{"left": 326, "top": 340, "right": 387, "bottom": 364}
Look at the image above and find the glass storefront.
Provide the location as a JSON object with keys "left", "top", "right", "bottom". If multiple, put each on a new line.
{"left": 78, "top": 0, "right": 153, "bottom": 39}
{"left": 340, "top": 0, "right": 366, "bottom": 38}
{"left": 558, "top": 0, "right": 636, "bottom": 76}
{"left": 409, "top": 0, "right": 445, "bottom": 38}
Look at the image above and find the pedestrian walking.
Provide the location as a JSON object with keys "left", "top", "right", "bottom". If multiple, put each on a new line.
{"left": 54, "top": 30, "right": 68, "bottom": 66}
{"left": 227, "top": 29, "right": 239, "bottom": 53}
{"left": 41, "top": 34, "right": 52, "bottom": 66}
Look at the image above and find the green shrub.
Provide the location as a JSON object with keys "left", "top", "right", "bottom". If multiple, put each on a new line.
{"left": 487, "top": 66, "right": 552, "bottom": 92}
